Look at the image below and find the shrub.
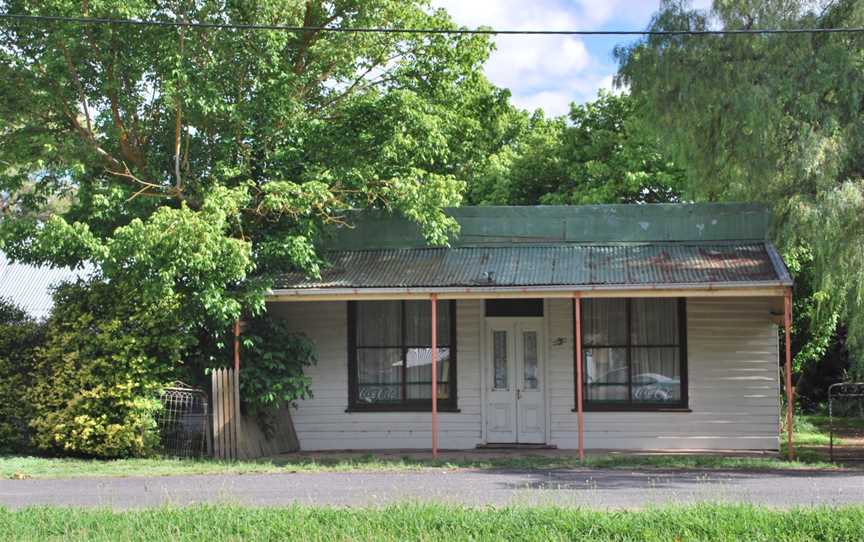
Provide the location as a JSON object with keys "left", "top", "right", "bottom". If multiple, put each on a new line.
{"left": 0, "top": 298, "right": 43, "bottom": 453}
{"left": 28, "top": 282, "right": 186, "bottom": 458}
{"left": 237, "top": 316, "right": 317, "bottom": 413}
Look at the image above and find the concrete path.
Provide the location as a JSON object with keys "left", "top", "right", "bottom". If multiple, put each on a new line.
{"left": 2, "top": 469, "right": 864, "bottom": 509}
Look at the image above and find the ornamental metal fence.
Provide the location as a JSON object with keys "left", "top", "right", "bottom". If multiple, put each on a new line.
{"left": 157, "top": 382, "right": 211, "bottom": 458}
{"left": 828, "top": 382, "right": 864, "bottom": 463}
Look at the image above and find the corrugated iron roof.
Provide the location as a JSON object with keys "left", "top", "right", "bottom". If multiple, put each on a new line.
{"left": 274, "top": 242, "right": 791, "bottom": 290}
{"left": 0, "top": 252, "right": 92, "bottom": 319}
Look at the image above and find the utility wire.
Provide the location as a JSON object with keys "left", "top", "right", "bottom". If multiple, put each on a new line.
{"left": 2, "top": 12, "right": 864, "bottom": 36}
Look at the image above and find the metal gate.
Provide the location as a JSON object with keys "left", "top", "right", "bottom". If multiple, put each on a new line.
{"left": 828, "top": 382, "right": 864, "bottom": 462}
{"left": 157, "top": 382, "right": 211, "bottom": 458}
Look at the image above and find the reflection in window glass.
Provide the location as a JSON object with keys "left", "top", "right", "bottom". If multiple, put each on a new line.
{"left": 632, "top": 347, "right": 680, "bottom": 403}
{"left": 584, "top": 348, "right": 628, "bottom": 402}
{"left": 582, "top": 298, "right": 685, "bottom": 407}
{"left": 493, "top": 330, "right": 508, "bottom": 389}
{"left": 523, "top": 331, "right": 539, "bottom": 390}
{"left": 352, "top": 300, "right": 455, "bottom": 409}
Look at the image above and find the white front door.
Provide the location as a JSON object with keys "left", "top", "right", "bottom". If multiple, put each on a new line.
{"left": 485, "top": 318, "right": 546, "bottom": 444}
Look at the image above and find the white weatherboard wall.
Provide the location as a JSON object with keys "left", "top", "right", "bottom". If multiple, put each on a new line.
{"left": 269, "top": 297, "right": 780, "bottom": 451}
{"left": 548, "top": 297, "right": 781, "bottom": 450}
{"left": 267, "top": 300, "right": 484, "bottom": 450}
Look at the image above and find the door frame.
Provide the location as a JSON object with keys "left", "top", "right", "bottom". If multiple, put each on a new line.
{"left": 480, "top": 312, "right": 549, "bottom": 444}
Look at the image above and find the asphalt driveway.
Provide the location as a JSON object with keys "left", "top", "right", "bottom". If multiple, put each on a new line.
{"left": 3, "top": 468, "right": 864, "bottom": 509}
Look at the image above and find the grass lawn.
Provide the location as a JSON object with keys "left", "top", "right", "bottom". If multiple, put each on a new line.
{"left": 0, "top": 451, "right": 841, "bottom": 480}
{"left": 3, "top": 415, "right": 857, "bottom": 479}
{"left": 1, "top": 503, "right": 863, "bottom": 541}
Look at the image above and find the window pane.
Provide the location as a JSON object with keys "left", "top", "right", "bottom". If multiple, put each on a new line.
{"left": 584, "top": 347, "right": 628, "bottom": 402}
{"left": 632, "top": 347, "right": 681, "bottom": 403}
{"left": 493, "top": 330, "right": 508, "bottom": 389}
{"left": 405, "top": 348, "right": 451, "bottom": 400}
{"left": 583, "top": 299, "right": 627, "bottom": 346}
{"left": 356, "top": 348, "right": 403, "bottom": 403}
{"left": 631, "top": 299, "right": 679, "bottom": 346}
{"left": 404, "top": 301, "right": 451, "bottom": 346}
{"left": 523, "top": 331, "right": 539, "bottom": 390}
{"left": 356, "top": 302, "right": 401, "bottom": 347}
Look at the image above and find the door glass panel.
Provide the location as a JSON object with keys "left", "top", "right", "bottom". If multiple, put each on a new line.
{"left": 523, "top": 331, "right": 539, "bottom": 390}
{"left": 492, "top": 330, "right": 508, "bottom": 389}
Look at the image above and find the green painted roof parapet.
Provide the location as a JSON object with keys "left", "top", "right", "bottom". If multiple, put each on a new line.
{"left": 322, "top": 203, "right": 771, "bottom": 250}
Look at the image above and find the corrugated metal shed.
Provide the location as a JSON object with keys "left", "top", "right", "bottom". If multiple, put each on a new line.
{"left": 275, "top": 242, "right": 791, "bottom": 290}
{"left": 0, "top": 252, "right": 92, "bottom": 319}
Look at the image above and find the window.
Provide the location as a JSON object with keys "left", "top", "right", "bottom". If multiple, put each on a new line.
{"left": 485, "top": 299, "right": 544, "bottom": 317}
{"left": 348, "top": 300, "right": 457, "bottom": 411}
{"left": 578, "top": 298, "right": 687, "bottom": 411}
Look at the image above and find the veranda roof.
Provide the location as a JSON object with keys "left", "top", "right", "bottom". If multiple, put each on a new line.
{"left": 268, "top": 204, "right": 792, "bottom": 299}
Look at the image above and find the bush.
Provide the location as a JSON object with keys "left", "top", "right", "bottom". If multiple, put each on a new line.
{"left": 0, "top": 298, "right": 43, "bottom": 453}
{"left": 28, "top": 282, "right": 186, "bottom": 458}
{"left": 237, "top": 316, "right": 317, "bottom": 413}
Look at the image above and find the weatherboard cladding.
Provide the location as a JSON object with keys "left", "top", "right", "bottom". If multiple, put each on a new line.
{"left": 275, "top": 242, "right": 788, "bottom": 290}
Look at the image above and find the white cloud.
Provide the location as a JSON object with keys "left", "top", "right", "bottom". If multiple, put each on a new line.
{"left": 431, "top": 0, "right": 662, "bottom": 114}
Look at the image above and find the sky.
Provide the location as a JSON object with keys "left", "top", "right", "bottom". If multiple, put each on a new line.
{"left": 431, "top": 0, "right": 713, "bottom": 116}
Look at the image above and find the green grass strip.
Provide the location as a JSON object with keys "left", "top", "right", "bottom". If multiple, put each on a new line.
{"left": 0, "top": 452, "right": 842, "bottom": 479}
{"left": 1, "top": 504, "right": 863, "bottom": 541}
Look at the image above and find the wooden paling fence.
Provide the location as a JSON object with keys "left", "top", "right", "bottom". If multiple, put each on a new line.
{"left": 211, "top": 367, "right": 241, "bottom": 460}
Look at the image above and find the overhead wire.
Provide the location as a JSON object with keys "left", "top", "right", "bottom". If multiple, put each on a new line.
{"left": 1, "top": 12, "right": 863, "bottom": 36}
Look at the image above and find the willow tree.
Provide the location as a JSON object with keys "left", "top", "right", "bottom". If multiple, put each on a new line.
{"left": 617, "top": 0, "right": 864, "bottom": 373}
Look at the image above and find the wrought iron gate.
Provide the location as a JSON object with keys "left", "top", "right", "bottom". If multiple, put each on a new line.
{"left": 157, "top": 382, "right": 211, "bottom": 458}
{"left": 828, "top": 382, "right": 864, "bottom": 462}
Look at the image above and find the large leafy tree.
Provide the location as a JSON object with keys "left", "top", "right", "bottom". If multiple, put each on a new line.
{"left": 466, "top": 92, "right": 686, "bottom": 205}
{"left": 0, "top": 1, "right": 520, "bottom": 453}
{"left": 0, "top": 0, "right": 509, "bottom": 293}
{"left": 617, "top": 0, "right": 864, "bottom": 373}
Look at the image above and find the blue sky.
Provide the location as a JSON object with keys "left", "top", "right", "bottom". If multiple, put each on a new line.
{"left": 431, "top": 0, "right": 712, "bottom": 116}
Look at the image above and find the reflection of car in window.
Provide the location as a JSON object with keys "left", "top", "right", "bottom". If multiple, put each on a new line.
{"left": 632, "top": 373, "right": 679, "bottom": 402}
{"left": 588, "top": 369, "right": 680, "bottom": 402}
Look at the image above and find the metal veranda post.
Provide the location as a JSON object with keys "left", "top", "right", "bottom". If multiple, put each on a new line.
{"left": 784, "top": 289, "right": 795, "bottom": 460}
{"left": 574, "top": 293, "right": 585, "bottom": 462}
{"left": 431, "top": 294, "right": 438, "bottom": 458}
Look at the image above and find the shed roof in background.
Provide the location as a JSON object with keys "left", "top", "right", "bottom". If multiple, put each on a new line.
{"left": 0, "top": 252, "right": 92, "bottom": 319}
{"left": 323, "top": 204, "right": 772, "bottom": 250}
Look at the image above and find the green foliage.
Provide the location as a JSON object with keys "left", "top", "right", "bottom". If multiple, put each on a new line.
{"left": 0, "top": 2, "right": 530, "bottom": 440}
{"left": 234, "top": 316, "right": 317, "bottom": 413}
{"left": 0, "top": 298, "right": 42, "bottom": 453}
{"left": 466, "top": 92, "right": 686, "bottom": 205}
{"left": 28, "top": 282, "right": 182, "bottom": 458}
{"left": 616, "top": 0, "right": 864, "bottom": 369}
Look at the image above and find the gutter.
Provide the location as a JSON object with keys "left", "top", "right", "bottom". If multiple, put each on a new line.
{"left": 267, "top": 280, "right": 792, "bottom": 301}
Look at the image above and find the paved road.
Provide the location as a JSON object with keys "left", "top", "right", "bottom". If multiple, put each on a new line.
{"left": 2, "top": 469, "right": 864, "bottom": 509}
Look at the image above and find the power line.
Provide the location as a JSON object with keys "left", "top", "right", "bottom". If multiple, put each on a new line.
{"left": 2, "top": 12, "right": 864, "bottom": 36}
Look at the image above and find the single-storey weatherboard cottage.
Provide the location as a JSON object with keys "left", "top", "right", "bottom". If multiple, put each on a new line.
{"left": 266, "top": 204, "right": 795, "bottom": 456}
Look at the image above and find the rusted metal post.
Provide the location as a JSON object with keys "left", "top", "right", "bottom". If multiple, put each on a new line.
{"left": 574, "top": 293, "right": 585, "bottom": 462}
{"left": 784, "top": 289, "right": 795, "bottom": 460}
{"left": 233, "top": 320, "right": 241, "bottom": 372}
{"left": 431, "top": 294, "right": 438, "bottom": 458}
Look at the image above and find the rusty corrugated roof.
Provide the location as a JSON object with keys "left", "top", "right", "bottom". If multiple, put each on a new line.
{"left": 0, "top": 252, "right": 92, "bottom": 319}
{"left": 274, "top": 242, "right": 791, "bottom": 290}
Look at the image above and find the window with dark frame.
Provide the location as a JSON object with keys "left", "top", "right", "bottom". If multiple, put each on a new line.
{"left": 578, "top": 298, "right": 688, "bottom": 411}
{"left": 348, "top": 300, "right": 457, "bottom": 412}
